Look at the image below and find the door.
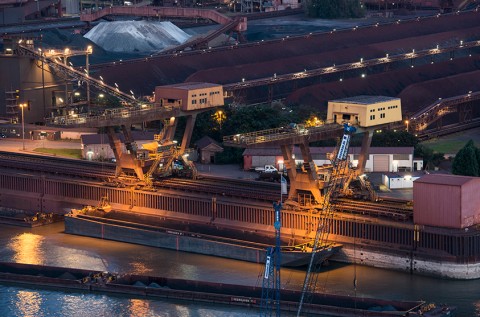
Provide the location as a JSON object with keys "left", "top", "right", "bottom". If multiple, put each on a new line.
{"left": 373, "top": 155, "right": 389, "bottom": 172}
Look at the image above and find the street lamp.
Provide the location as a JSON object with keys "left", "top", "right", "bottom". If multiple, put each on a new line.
{"left": 405, "top": 120, "right": 409, "bottom": 132}
{"left": 19, "top": 103, "right": 27, "bottom": 150}
{"left": 86, "top": 45, "right": 93, "bottom": 105}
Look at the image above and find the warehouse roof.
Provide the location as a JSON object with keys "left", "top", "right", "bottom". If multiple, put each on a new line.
{"left": 243, "top": 146, "right": 413, "bottom": 156}
{"left": 330, "top": 95, "right": 399, "bottom": 105}
{"left": 81, "top": 131, "right": 156, "bottom": 145}
{"left": 157, "top": 82, "right": 220, "bottom": 90}
{"left": 414, "top": 174, "right": 479, "bottom": 186}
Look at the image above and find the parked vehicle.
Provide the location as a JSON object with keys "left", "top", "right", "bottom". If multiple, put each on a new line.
{"left": 282, "top": 123, "right": 308, "bottom": 134}
{"left": 254, "top": 165, "right": 278, "bottom": 173}
{"left": 0, "top": 133, "right": 6, "bottom": 138}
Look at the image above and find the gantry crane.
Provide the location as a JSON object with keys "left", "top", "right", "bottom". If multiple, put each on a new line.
{"left": 260, "top": 201, "right": 282, "bottom": 317}
{"left": 296, "top": 123, "right": 356, "bottom": 317}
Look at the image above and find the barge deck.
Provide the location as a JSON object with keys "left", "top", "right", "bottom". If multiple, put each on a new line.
{"left": 65, "top": 210, "right": 341, "bottom": 268}
{"left": 0, "top": 262, "right": 455, "bottom": 317}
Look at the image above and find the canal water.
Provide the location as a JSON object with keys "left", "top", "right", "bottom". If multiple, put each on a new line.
{"left": 0, "top": 222, "right": 477, "bottom": 316}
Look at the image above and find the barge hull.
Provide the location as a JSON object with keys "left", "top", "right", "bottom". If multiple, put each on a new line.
{"left": 0, "top": 262, "right": 437, "bottom": 317}
{"left": 64, "top": 214, "right": 340, "bottom": 267}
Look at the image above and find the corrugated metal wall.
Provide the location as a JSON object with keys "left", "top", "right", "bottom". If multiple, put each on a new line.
{"left": 414, "top": 182, "right": 462, "bottom": 228}
{"left": 461, "top": 180, "right": 480, "bottom": 227}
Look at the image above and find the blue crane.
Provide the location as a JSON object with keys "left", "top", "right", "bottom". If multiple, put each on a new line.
{"left": 296, "top": 123, "right": 356, "bottom": 316}
{"left": 260, "top": 201, "right": 282, "bottom": 317}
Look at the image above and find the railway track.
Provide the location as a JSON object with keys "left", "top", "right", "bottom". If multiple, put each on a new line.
{"left": 0, "top": 151, "right": 115, "bottom": 179}
{"left": 155, "top": 177, "right": 281, "bottom": 201}
{"left": 333, "top": 198, "right": 413, "bottom": 221}
{"left": 0, "top": 151, "right": 414, "bottom": 221}
{"left": 0, "top": 151, "right": 280, "bottom": 201}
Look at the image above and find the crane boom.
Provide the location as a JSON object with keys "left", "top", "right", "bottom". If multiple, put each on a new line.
{"left": 296, "top": 123, "right": 356, "bottom": 316}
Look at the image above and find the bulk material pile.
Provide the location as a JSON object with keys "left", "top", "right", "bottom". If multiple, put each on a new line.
{"left": 84, "top": 21, "right": 191, "bottom": 53}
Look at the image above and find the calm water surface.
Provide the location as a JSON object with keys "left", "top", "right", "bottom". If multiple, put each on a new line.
{"left": 0, "top": 223, "right": 478, "bottom": 316}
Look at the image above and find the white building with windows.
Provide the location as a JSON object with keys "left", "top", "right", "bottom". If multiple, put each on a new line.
{"left": 327, "top": 95, "right": 402, "bottom": 127}
{"left": 243, "top": 146, "right": 419, "bottom": 172}
{"left": 80, "top": 131, "right": 155, "bottom": 161}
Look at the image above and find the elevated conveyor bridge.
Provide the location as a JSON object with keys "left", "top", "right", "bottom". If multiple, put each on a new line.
{"left": 16, "top": 44, "right": 211, "bottom": 129}
{"left": 223, "top": 39, "right": 480, "bottom": 94}
{"left": 223, "top": 122, "right": 344, "bottom": 147}
{"left": 410, "top": 90, "right": 480, "bottom": 132}
{"left": 17, "top": 44, "right": 143, "bottom": 109}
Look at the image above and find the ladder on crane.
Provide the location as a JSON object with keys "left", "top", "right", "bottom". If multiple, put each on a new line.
{"left": 296, "top": 123, "right": 356, "bottom": 317}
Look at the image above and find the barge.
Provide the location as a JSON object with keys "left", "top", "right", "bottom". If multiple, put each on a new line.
{"left": 65, "top": 209, "right": 341, "bottom": 268}
{"left": 0, "top": 262, "right": 455, "bottom": 317}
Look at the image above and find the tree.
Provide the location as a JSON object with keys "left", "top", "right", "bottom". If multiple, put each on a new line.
{"left": 452, "top": 140, "right": 479, "bottom": 176}
{"left": 371, "top": 130, "right": 419, "bottom": 147}
{"left": 414, "top": 144, "right": 444, "bottom": 170}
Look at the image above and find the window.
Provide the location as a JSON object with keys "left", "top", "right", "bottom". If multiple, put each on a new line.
{"left": 192, "top": 100, "right": 197, "bottom": 104}
{"left": 370, "top": 115, "right": 375, "bottom": 120}
{"left": 393, "top": 154, "right": 410, "bottom": 160}
{"left": 380, "top": 113, "right": 385, "bottom": 118}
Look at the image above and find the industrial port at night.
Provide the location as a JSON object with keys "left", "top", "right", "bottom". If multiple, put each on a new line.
{"left": 1, "top": 0, "right": 480, "bottom": 316}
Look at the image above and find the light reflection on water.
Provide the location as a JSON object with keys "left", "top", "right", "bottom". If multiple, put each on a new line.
{"left": 0, "top": 223, "right": 478, "bottom": 316}
{"left": 0, "top": 285, "right": 265, "bottom": 317}
{"left": 15, "top": 290, "right": 42, "bottom": 317}
{"left": 9, "top": 233, "right": 45, "bottom": 265}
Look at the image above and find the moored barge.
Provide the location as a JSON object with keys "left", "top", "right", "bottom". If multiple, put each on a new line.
{"left": 0, "top": 262, "right": 455, "bottom": 317}
{"left": 65, "top": 209, "right": 341, "bottom": 268}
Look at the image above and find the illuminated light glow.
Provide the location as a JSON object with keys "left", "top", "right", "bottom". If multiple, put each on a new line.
{"left": 8, "top": 233, "right": 45, "bottom": 264}
{"left": 16, "top": 290, "right": 42, "bottom": 317}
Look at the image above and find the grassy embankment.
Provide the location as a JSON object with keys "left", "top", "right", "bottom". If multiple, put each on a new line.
{"left": 421, "top": 127, "right": 480, "bottom": 154}
{"left": 32, "top": 148, "right": 82, "bottom": 159}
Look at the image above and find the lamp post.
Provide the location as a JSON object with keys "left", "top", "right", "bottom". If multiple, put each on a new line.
{"left": 86, "top": 45, "right": 92, "bottom": 105}
{"left": 19, "top": 103, "right": 26, "bottom": 151}
{"left": 405, "top": 120, "right": 409, "bottom": 132}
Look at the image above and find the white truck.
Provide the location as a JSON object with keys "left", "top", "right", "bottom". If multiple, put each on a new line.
{"left": 255, "top": 165, "right": 278, "bottom": 173}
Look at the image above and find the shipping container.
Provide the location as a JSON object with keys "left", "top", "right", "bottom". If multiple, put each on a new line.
{"left": 413, "top": 174, "right": 480, "bottom": 229}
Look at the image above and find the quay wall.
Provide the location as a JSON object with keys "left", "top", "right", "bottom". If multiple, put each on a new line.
{"left": 2, "top": 171, "right": 480, "bottom": 278}
{"left": 334, "top": 244, "right": 480, "bottom": 279}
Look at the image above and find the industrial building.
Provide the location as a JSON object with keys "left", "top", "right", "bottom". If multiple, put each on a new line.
{"left": 413, "top": 174, "right": 480, "bottom": 229}
{"left": 327, "top": 95, "right": 402, "bottom": 128}
{"left": 80, "top": 131, "right": 155, "bottom": 161}
{"left": 382, "top": 172, "right": 422, "bottom": 189}
{"left": 155, "top": 82, "right": 224, "bottom": 110}
{"left": 0, "top": 0, "right": 61, "bottom": 25}
{"left": 243, "top": 146, "right": 421, "bottom": 173}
